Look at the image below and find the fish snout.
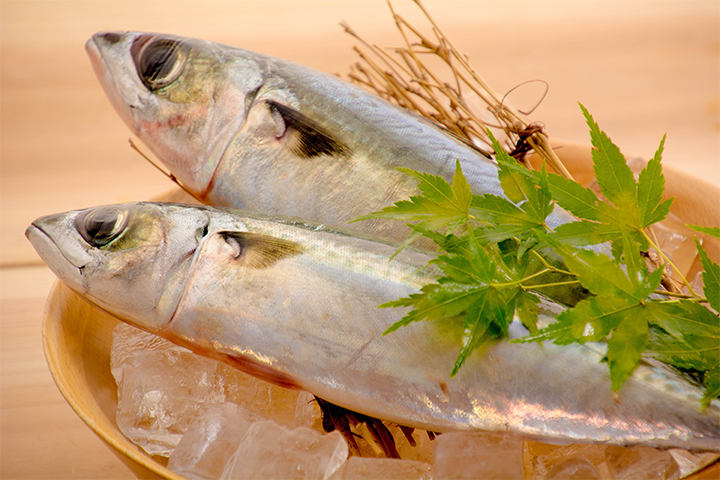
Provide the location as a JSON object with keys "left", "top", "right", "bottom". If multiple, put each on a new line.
{"left": 86, "top": 31, "right": 145, "bottom": 134}
{"left": 26, "top": 218, "right": 91, "bottom": 294}
{"left": 27, "top": 213, "right": 93, "bottom": 270}
{"left": 89, "top": 30, "right": 130, "bottom": 50}
{"left": 97, "top": 31, "right": 124, "bottom": 45}
{"left": 86, "top": 31, "right": 128, "bottom": 61}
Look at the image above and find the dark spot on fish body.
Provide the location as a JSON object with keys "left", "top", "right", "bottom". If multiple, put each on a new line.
{"left": 265, "top": 100, "right": 349, "bottom": 159}
{"left": 219, "top": 231, "right": 303, "bottom": 268}
{"left": 438, "top": 379, "right": 449, "bottom": 395}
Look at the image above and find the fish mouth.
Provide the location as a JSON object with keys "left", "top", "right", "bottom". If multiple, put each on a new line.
{"left": 25, "top": 221, "right": 90, "bottom": 293}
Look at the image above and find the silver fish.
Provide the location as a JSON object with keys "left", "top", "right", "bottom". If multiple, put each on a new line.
{"left": 86, "top": 31, "right": 575, "bottom": 242}
{"left": 27, "top": 202, "right": 720, "bottom": 451}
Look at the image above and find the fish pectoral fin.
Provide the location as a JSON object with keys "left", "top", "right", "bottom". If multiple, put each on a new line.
{"left": 265, "top": 99, "right": 349, "bottom": 159}
{"left": 219, "top": 231, "right": 303, "bottom": 268}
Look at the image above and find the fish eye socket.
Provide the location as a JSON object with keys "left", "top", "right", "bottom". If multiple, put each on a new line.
{"left": 196, "top": 221, "right": 210, "bottom": 242}
{"left": 134, "top": 37, "right": 188, "bottom": 90}
{"left": 75, "top": 207, "right": 129, "bottom": 247}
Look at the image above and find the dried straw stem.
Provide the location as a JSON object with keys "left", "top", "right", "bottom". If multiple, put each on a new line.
{"left": 343, "top": 0, "right": 574, "bottom": 181}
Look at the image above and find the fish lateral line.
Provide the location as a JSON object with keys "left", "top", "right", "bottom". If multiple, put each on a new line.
{"left": 265, "top": 99, "right": 350, "bottom": 159}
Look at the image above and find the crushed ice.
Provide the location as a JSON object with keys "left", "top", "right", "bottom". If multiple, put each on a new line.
{"left": 111, "top": 323, "right": 717, "bottom": 479}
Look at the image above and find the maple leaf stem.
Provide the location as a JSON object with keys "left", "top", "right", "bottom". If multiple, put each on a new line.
{"left": 642, "top": 230, "right": 697, "bottom": 297}
{"left": 521, "top": 280, "right": 582, "bottom": 291}
{"left": 647, "top": 227, "right": 683, "bottom": 294}
{"left": 652, "top": 290, "right": 705, "bottom": 300}
{"left": 530, "top": 250, "right": 573, "bottom": 276}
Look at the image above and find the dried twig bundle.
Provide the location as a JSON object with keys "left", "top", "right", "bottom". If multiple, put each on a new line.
{"left": 343, "top": 0, "right": 574, "bottom": 181}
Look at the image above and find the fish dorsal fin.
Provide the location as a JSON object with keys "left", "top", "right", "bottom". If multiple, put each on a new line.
{"left": 266, "top": 100, "right": 349, "bottom": 159}
{"left": 219, "top": 231, "right": 303, "bottom": 268}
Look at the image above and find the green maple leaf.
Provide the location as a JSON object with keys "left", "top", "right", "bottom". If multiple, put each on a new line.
{"left": 433, "top": 243, "right": 495, "bottom": 285}
{"left": 474, "top": 131, "right": 552, "bottom": 228}
{"left": 583, "top": 104, "right": 639, "bottom": 220}
{"left": 607, "top": 312, "right": 649, "bottom": 391}
{"left": 551, "top": 238, "right": 662, "bottom": 303}
{"left": 365, "top": 104, "right": 716, "bottom": 400}
{"left": 636, "top": 137, "right": 673, "bottom": 227}
{"left": 470, "top": 194, "right": 533, "bottom": 227}
{"left": 493, "top": 133, "right": 553, "bottom": 223}
{"left": 645, "top": 300, "right": 720, "bottom": 370}
{"left": 701, "top": 366, "right": 720, "bottom": 408}
{"left": 550, "top": 221, "right": 621, "bottom": 246}
{"left": 517, "top": 295, "right": 631, "bottom": 344}
{"left": 645, "top": 299, "right": 720, "bottom": 406}
{"left": 689, "top": 225, "right": 720, "bottom": 239}
{"left": 380, "top": 233, "right": 498, "bottom": 334}
{"left": 522, "top": 229, "right": 664, "bottom": 391}
{"left": 352, "top": 159, "right": 475, "bottom": 256}
{"left": 513, "top": 289, "right": 541, "bottom": 334}
{"left": 465, "top": 132, "right": 554, "bottom": 247}
{"left": 619, "top": 218, "right": 646, "bottom": 291}
{"left": 380, "top": 282, "right": 482, "bottom": 334}
{"left": 546, "top": 173, "right": 617, "bottom": 224}
{"left": 452, "top": 286, "right": 510, "bottom": 375}
{"left": 695, "top": 238, "right": 720, "bottom": 313}
{"left": 381, "top": 232, "right": 532, "bottom": 375}
{"left": 547, "top": 104, "right": 673, "bottom": 250}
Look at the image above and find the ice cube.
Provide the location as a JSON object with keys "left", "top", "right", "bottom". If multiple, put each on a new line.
{"left": 527, "top": 443, "right": 609, "bottom": 480}
{"left": 167, "top": 402, "right": 261, "bottom": 480}
{"left": 295, "top": 391, "right": 324, "bottom": 432}
{"left": 668, "top": 449, "right": 720, "bottom": 478}
{"left": 220, "top": 420, "right": 348, "bottom": 480}
{"left": 605, "top": 445, "right": 680, "bottom": 480}
{"left": 111, "top": 324, "right": 225, "bottom": 457}
{"left": 545, "top": 458, "right": 602, "bottom": 479}
{"left": 433, "top": 431, "right": 524, "bottom": 479}
{"left": 328, "top": 457, "right": 432, "bottom": 479}
{"left": 216, "top": 362, "right": 300, "bottom": 428}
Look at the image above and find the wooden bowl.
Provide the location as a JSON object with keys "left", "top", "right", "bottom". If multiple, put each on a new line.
{"left": 41, "top": 146, "right": 720, "bottom": 479}
{"left": 42, "top": 280, "right": 185, "bottom": 480}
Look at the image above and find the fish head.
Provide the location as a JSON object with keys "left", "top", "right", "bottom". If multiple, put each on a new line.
{"left": 86, "top": 31, "right": 269, "bottom": 196}
{"left": 25, "top": 202, "right": 244, "bottom": 332}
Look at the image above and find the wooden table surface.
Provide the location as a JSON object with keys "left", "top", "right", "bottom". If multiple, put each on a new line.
{"left": 1, "top": 1, "right": 718, "bottom": 478}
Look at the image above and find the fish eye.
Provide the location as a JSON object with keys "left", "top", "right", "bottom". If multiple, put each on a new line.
{"left": 133, "top": 37, "right": 188, "bottom": 90}
{"left": 75, "top": 207, "right": 129, "bottom": 247}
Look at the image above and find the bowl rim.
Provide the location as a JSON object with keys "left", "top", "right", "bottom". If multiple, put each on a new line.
{"left": 42, "top": 280, "right": 187, "bottom": 480}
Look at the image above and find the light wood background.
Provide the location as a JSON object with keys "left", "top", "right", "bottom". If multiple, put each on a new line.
{"left": 1, "top": 1, "right": 718, "bottom": 478}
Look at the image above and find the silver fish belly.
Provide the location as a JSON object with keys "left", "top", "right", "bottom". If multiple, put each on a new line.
{"left": 86, "top": 31, "right": 575, "bottom": 243}
{"left": 27, "top": 203, "right": 720, "bottom": 451}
